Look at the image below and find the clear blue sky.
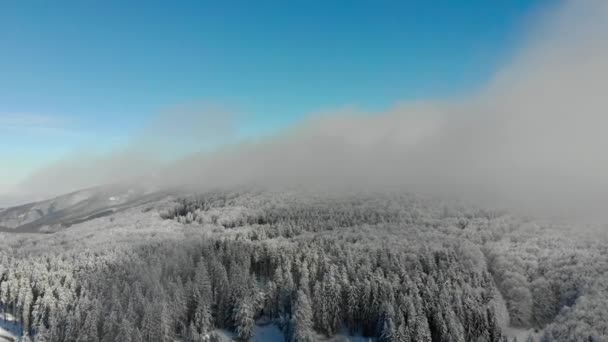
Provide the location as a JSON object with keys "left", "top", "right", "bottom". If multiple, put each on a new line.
{"left": 0, "top": 0, "right": 553, "bottom": 188}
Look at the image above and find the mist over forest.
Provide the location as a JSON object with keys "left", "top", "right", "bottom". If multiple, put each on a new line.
{"left": 2, "top": 1, "right": 608, "bottom": 342}
{"left": 5, "top": 1, "right": 608, "bottom": 220}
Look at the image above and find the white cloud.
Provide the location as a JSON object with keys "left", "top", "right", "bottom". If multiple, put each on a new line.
{"left": 10, "top": 1, "right": 608, "bottom": 219}
{"left": 0, "top": 113, "right": 58, "bottom": 128}
{"left": 0, "top": 113, "right": 76, "bottom": 136}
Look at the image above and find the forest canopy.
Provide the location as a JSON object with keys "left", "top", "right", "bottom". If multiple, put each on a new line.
{"left": 1, "top": 190, "right": 606, "bottom": 341}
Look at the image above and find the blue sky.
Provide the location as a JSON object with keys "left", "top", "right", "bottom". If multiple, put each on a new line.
{"left": 0, "top": 0, "right": 553, "bottom": 189}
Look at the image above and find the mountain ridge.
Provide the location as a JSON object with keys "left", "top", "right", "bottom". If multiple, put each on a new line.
{"left": 0, "top": 185, "right": 167, "bottom": 233}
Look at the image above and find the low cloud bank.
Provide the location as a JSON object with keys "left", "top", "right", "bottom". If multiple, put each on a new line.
{"left": 11, "top": 1, "right": 608, "bottom": 218}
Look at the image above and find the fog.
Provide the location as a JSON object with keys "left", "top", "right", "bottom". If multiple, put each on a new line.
{"left": 9, "top": 1, "right": 608, "bottom": 218}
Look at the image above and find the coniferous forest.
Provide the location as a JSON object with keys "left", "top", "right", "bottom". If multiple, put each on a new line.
{"left": 1, "top": 190, "right": 607, "bottom": 342}
{"left": 4, "top": 0, "right": 608, "bottom": 341}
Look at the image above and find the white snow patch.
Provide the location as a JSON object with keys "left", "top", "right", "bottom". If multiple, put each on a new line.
{"left": 0, "top": 313, "right": 20, "bottom": 342}
{"left": 251, "top": 324, "right": 284, "bottom": 342}
{"left": 209, "top": 324, "right": 375, "bottom": 342}
{"left": 312, "top": 328, "right": 375, "bottom": 342}
{"left": 209, "top": 324, "right": 285, "bottom": 342}
{"left": 207, "top": 329, "right": 234, "bottom": 341}
{"left": 503, "top": 326, "right": 543, "bottom": 342}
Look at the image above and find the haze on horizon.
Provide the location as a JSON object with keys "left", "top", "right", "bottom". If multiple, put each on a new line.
{"left": 2, "top": 0, "right": 608, "bottom": 220}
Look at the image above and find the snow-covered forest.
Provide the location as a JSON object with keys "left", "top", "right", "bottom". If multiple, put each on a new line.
{"left": 1, "top": 190, "right": 607, "bottom": 341}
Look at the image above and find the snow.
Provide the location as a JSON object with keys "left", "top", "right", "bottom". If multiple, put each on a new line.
{"left": 208, "top": 329, "right": 234, "bottom": 341}
{"left": 503, "top": 326, "right": 543, "bottom": 342}
{"left": 251, "top": 324, "right": 284, "bottom": 342}
{"left": 209, "top": 324, "right": 285, "bottom": 342}
{"left": 314, "top": 331, "right": 376, "bottom": 342}
{"left": 0, "top": 313, "right": 20, "bottom": 342}
{"left": 207, "top": 327, "right": 532, "bottom": 342}
{"left": 0, "top": 327, "right": 15, "bottom": 342}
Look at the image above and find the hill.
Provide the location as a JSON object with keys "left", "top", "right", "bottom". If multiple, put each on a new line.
{"left": 0, "top": 189, "right": 606, "bottom": 341}
{"left": 0, "top": 186, "right": 167, "bottom": 233}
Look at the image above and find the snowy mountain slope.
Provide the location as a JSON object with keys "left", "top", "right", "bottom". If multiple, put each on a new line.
{"left": 0, "top": 185, "right": 168, "bottom": 233}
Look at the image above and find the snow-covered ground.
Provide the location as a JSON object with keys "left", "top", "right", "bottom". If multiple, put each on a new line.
{"left": 244, "top": 325, "right": 532, "bottom": 342}
{"left": 315, "top": 331, "right": 375, "bottom": 341}
{"left": 211, "top": 324, "right": 375, "bottom": 342}
{"left": 251, "top": 324, "right": 284, "bottom": 342}
{"left": 210, "top": 324, "right": 285, "bottom": 342}
{"left": 503, "top": 326, "right": 543, "bottom": 342}
{"left": 0, "top": 313, "right": 20, "bottom": 342}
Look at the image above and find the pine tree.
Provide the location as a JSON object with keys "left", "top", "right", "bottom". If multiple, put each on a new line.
{"left": 35, "top": 322, "right": 51, "bottom": 342}
{"left": 298, "top": 261, "right": 311, "bottom": 296}
{"left": 233, "top": 299, "right": 254, "bottom": 341}
{"left": 346, "top": 284, "right": 359, "bottom": 331}
{"left": 194, "top": 261, "right": 213, "bottom": 306}
{"left": 77, "top": 308, "right": 100, "bottom": 342}
{"left": 132, "top": 328, "right": 144, "bottom": 342}
{"left": 411, "top": 295, "right": 432, "bottom": 342}
{"left": 101, "top": 310, "right": 120, "bottom": 342}
{"left": 378, "top": 303, "right": 397, "bottom": 342}
{"left": 290, "top": 290, "right": 314, "bottom": 342}
{"left": 194, "top": 300, "right": 212, "bottom": 336}
{"left": 322, "top": 267, "right": 342, "bottom": 335}
{"left": 140, "top": 305, "right": 159, "bottom": 342}
{"left": 118, "top": 318, "right": 134, "bottom": 342}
